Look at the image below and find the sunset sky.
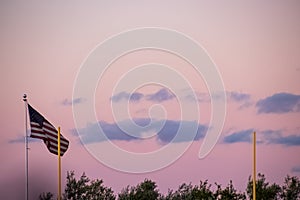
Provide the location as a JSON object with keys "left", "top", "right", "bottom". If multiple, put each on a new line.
{"left": 1, "top": 1, "right": 300, "bottom": 199}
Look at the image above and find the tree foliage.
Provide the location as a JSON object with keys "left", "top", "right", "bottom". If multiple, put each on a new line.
{"left": 247, "top": 173, "right": 281, "bottom": 200}
{"left": 39, "top": 192, "right": 54, "bottom": 200}
{"left": 215, "top": 180, "right": 246, "bottom": 200}
{"left": 163, "top": 180, "right": 246, "bottom": 200}
{"left": 164, "top": 180, "right": 215, "bottom": 200}
{"left": 280, "top": 175, "right": 300, "bottom": 200}
{"left": 118, "top": 179, "right": 160, "bottom": 200}
{"left": 63, "top": 171, "right": 115, "bottom": 200}
{"left": 40, "top": 172, "right": 300, "bottom": 200}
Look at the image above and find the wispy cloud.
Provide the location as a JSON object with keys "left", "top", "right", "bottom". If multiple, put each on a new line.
{"left": 185, "top": 91, "right": 253, "bottom": 108}
{"left": 62, "top": 98, "right": 86, "bottom": 106}
{"left": 227, "top": 91, "right": 253, "bottom": 109}
{"left": 292, "top": 166, "right": 300, "bottom": 173}
{"left": 185, "top": 92, "right": 210, "bottom": 102}
{"left": 111, "top": 88, "right": 175, "bottom": 103}
{"left": 256, "top": 93, "right": 300, "bottom": 114}
{"left": 227, "top": 91, "right": 251, "bottom": 102}
{"left": 156, "top": 120, "right": 207, "bottom": 143}
{"left": 110, "top": 92, "right": 144, "bottom": 103}
{"left": 267, "top": 134, "right": 300, "bottom": 146}
{"left": 75, "top": 118, "right": 207, "bottom": 144}
{"left": 223, "top": 129, "right": 300, "bottom": 146}
{"left": 223, "top": 129, "right": 254, "bottom": 144}
{"left": 227, "top": 92, "right": 251, "bottom": 102}
{"left": 145, "top": 88, "right": 175, "bottom": 102}
{"left": 8, "top": 136, "right": 41, "bottom": 144}
{"left": 130, "top": 93, "right": 144, "bottom": 102}
{"left": 111, "top": 90, "right": 253, "bottom": 108}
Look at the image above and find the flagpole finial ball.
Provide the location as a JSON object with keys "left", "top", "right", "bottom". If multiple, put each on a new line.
{"left": 23, "top": 94, "right": 27, "bottom": 101}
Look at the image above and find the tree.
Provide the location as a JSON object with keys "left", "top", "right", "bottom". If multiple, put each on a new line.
{"left": 39, "top": 192, "right": 54, "bottom": 200}
{"left": 39, "top": 171, "right": 300, "bottom": 200}
{"left": 247, "top": 173, "right": 281, "bottom": 200}
{"left": 164, "top": 180, "right": 215, "bottom": 200}
{"left": 280, "top": 175, "right": 300, "bottom": 200}
{"left": 214, "top": 180, "right": 246, "bottom": 200}
{"left": 118, "top": 179, "right": 160, "bottom": 200}
{"left": 63, "top": 171, "right": 115, "bottom": 200}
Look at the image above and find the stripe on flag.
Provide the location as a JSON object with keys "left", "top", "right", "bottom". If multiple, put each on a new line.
{"left": 28, "top": 104, "right": 69, "bottom": 156}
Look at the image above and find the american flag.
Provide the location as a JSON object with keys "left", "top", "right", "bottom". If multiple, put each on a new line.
{"left": 28, "top": 104, "right": 69, "bottom": 156}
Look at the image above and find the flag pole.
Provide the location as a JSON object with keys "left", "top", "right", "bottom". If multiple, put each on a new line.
{"left": 23, "top": 94, "right": 29, "bottom": 200}
{"left": 58, "top": 127, "right": 62, "bottom": 200}
{"left": 253, "top": 131, "right": 256, "bottom": 200}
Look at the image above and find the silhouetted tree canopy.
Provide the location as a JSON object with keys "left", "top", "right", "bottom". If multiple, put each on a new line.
{"left": 39, "top": 192, "right": 54, "bottom": 200}
{"left": 247, "top": 173, "right": 281, "bottom": 200}
{"left": 40, "top": 171, "right": 300, "bottom": 200}
{"left": 118, "top": 179, "right": 160, "bottom": 200}
{"left": 63, "top": 171, "right": 115, "bottom": 200}
{"left": 280, "top": 175, "right": 300, "bottom": 200}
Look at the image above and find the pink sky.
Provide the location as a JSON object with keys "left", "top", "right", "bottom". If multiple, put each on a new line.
{"left": 1, "top": 1, "right": 300, "bottom": 199}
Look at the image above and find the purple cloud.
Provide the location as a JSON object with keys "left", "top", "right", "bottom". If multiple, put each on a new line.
{"left": 8, "top": 135, "right": 42, "bottom": 144}
{"left": 224, "top": 129, "right": 300, "bottom": 146}
{"left": 76, "top": 118, "right": 207, "bottom": 144}
{"left": 223, "top": 129, "right": 254, "bottom": 144}
{"left": 185, "top": 91, "right": 253, "bottom": 109}
{"left": 156, "top": 120, "right": 207, "bottom": 143}
{"left": 110, "top": 91, "right": 144, "bottom": 102}
{"left": 292, "top": 166, "right": 300, "bottom": 173}
{"left": 62, "top": 97, "right": 86, "bottom": 106}
{"left": 267, "top": 134, "right": 300, "bottom": 146}
{"left": 111, "top": 88, "right": 176, "bottom": 103}
{"left": 146, "top": 88, "right": 175, "bottom": 102}
{"left": 227, "top": 91, "right": 251, "bottom": 102}
{"left": 256, "top": 93, "right": 300, "bottom": 114}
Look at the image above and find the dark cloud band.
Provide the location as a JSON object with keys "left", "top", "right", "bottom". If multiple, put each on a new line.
{"left": 75, "top": 118, "right": 207, "bottom": 144}
{"left": 256, "top": 93, "right": 300, "bottom": 114}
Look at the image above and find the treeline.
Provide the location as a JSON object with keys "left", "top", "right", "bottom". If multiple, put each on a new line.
{"left": 39, "top": 171, "right": 300, "bottom": 200}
